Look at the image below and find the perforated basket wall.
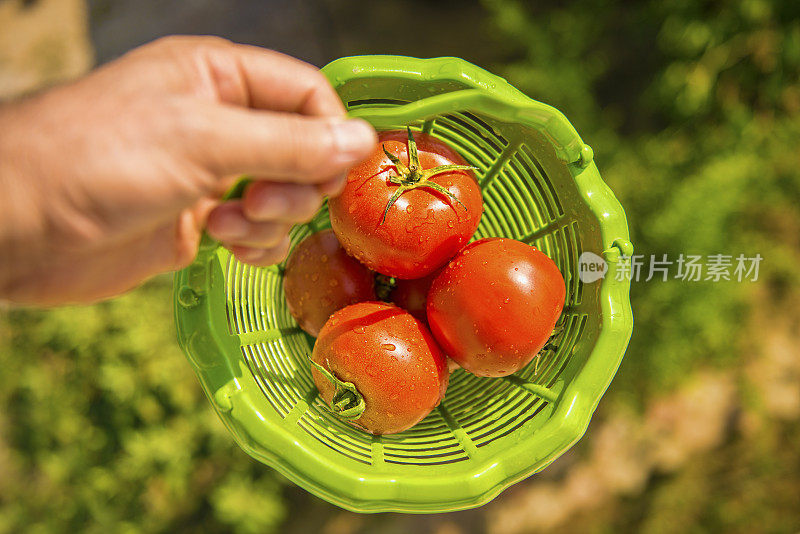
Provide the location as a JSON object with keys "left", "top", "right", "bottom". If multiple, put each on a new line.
{"left": 173, "top": 56, "right": 633, "bottom": 513}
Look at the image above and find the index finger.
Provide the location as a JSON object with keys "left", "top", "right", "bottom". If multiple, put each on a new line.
{"left": 201, "top": 41, "right": 346, "bottom": 116}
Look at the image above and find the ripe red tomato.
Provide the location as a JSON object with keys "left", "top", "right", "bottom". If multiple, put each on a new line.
{"left": 310, "top": 301, "right": 449, "bottom": 435}
{"left": 283, "top": 229, "right": 375, "bottom": 336}
{"left": 426, "top": 238, "right": 566, "bottom": 377}
{"left": 329, "top": 128, "right": 483, "bottom": 279}
{"left": 389, "top": 270, "right": 439, "bottom": 323}
{"left": 385, "top": 271, "right": 461, "bottom": 373}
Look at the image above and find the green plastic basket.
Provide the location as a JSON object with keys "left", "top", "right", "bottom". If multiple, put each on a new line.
{"left": 173, "top": 55, "right": 634, "bottom": 513}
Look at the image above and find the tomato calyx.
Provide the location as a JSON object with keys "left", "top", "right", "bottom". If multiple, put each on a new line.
{"left": 309, "top": 358, "right": 366, "bottom": 420}
{"left": 380, "top": 127, "right": 477, "bottom": 224}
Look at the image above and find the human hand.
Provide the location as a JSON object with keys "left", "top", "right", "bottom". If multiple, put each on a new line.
{"left": 0, "top": 36, "right": 376, "bottom": 306}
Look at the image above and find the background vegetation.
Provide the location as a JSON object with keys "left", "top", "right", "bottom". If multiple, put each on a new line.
{"left": 1, "top": 0, "right": 799, "bottom": 532}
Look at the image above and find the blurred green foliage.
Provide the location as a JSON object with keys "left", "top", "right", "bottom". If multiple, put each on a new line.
{"left": 481, "top": 0, "right": 800, "bottom": 531}
{"left": 483, "top": 0, "right": 800, "bottom": 400}
{"left": 0, "top": 280, "right": 285, "bottom": 533}
{"left": 2, "top": 0, "right": 799, "bottom": 532}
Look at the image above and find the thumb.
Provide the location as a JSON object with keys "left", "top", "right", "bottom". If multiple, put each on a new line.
{"left": 184, "top": 104, "right": 377, "bottom": 183}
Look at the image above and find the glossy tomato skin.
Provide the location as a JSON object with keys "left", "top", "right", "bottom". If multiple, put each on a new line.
{"left": 389, "top": 272, "right": 462, "bottom": 373}
{"left": 427, "top": 238, "right": 566, "bottom": 377}
{"left": 329, "top": 131, "right": 483, "bottom": 279}
{"left": 390, "top": 270, "right": 440, "bottom": 323}
{"left": 283, "top": 229, "right": 376, "bottom": 337}
{"left": 311, "top": 301, "right": 449, "bottom": 435}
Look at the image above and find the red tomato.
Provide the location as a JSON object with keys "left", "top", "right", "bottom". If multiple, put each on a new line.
{"left": 329, "top": 128, "right": 483, "bottom": 279}
{"left": 387, "top": 271, "right": 462, "bottom": 373}
{"left": 310, "top": 301, "right": 449, "bottom": 435}
{"left": 426, "top": 238, "right": 565, "bottom": 377}
{"left": 389, "top": 270, "right": 439, "bottom": 323}
{"left": 283, "top": 229, "right": 375, "bottom": 336}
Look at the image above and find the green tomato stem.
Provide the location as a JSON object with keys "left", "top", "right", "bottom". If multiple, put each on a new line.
{"left": 309, "top": 358, "right": 366, "bottom": 420}
{"left": 379, "top": 127, "right": 477, "bottom": 224}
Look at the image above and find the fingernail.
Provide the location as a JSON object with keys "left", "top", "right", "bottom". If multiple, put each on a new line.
{"left": 211, "top": 210, "right": 249, "bottom": 239}
{"left": 330, "top": 119, "right": 376, "bottom": 165}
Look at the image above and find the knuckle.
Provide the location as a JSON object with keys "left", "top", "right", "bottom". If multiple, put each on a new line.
{"left": 306, "top": 69, "right": 331, "bottom": 92}
{"left": 241, "top": 185, "right": 265, "bottom": 218}
{"left": 151, "top": 35, "right": 231, "bottom": 51}
{"left": 241, "top": 184, "right": 278, "bottom": 220}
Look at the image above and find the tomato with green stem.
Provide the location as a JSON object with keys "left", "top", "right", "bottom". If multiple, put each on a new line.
{"left": 310, "top": 301, "right": 449, "bottom": 434}
{"left": 283, "top": 229, "right": 375, "bottom": 336}
{"left": 427, "top": 238, "right": 566, "bottom": 377}
{"left": 329, "top": 128, "right": 483, "bottom": 279}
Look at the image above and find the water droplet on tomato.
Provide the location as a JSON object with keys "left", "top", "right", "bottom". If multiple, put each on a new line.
{"left": 348, "top": 204, "right": 357, "bottom": 214}
{"left": 406, "top": 205, "right": 414, "bottom": 214}
{"left": 447, "top": 220, "right": 454, "bottom": 228}
{"left": 366, "top": 362, "right": 380, "bottom": 377}
{"left": 418, "top": 236, "right": 424, "bottom": 244}
{"left": 354, "top": 326, "right": 366, "bottom": 334}
{"left": 381, "top": 343, "right": 396, "bottom": 351}
{"left": 320, "top": 255, "right": 329, "bottom": 263}
{"left": 329, "top": 279, "right": 339, "bottom": 287}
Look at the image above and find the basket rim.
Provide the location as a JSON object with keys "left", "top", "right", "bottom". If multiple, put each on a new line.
{"left": 173, "top": 55, "right": 633, "bottom": 513}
